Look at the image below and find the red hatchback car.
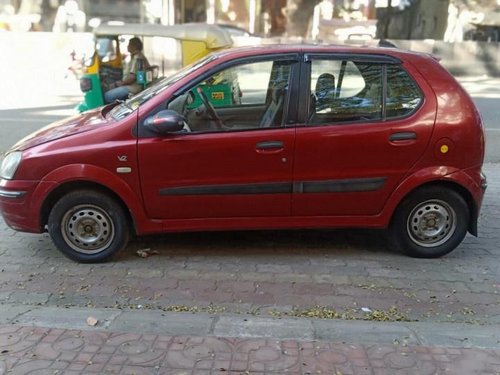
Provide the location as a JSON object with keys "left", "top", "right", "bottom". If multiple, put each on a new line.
{"left": 0, "top": 45, "right": 487, "bottom": 262}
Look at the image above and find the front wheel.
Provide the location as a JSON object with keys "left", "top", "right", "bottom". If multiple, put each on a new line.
{"left": 389, "top": 187, "right": 469, "bottom": 258}
{"left": 47, "top": 190, "right": 129, "bottom": 263}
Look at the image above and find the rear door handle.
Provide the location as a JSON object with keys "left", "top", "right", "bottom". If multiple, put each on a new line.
{"left": 256, "top": 141, "right": 284, "bottom": 151}
{"left": 389, "top": 132, "right": 417, "bottom": 142}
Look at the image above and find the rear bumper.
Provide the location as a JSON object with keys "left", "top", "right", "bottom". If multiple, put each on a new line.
{"left": 473, "top": 169, "right": 488, "bottom": 236}
{"left": 465, "top": 166, "right": 487, "bottom": 203}
{"left": 457, "top": 166, "right": 487, "bottom": 236}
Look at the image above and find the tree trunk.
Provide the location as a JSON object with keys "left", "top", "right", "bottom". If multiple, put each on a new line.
{"left": 377, "top": 0, "right": 450, "bottom": 40}
{"left": 408, "top": 0, "right": 449, "bottom": 39}
{"left": 376, "top": 0, "right": 394, "bottom": 39}
{"left": 285, "top": 0, "right": 321, "bottom": 38}
{"left": 262, "top": 0, "right": 288, "bottom": 36}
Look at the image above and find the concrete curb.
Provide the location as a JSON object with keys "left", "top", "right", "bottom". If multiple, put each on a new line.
{"left": 2, "top": 303, "right": 499, "bottom": 349}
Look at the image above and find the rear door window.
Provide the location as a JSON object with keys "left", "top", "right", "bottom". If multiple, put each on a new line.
{"left": 307, "top": 57, "right": 422, "bottom": 125}
{"left": 309, "top": 59, "right": 383, "bottom": 124}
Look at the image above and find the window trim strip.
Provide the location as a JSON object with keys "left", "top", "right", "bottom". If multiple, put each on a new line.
{"left": 304, "top": 53, "right": 401, "bottom": 64}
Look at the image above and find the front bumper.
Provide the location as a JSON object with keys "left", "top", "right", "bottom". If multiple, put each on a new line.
{"left": 0, "top": 179, "right": 54, "bottom": 233}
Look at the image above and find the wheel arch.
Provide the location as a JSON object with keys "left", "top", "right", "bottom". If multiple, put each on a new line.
{"left": 40, "top": 181, "right": 136, "bottom": 235}
{"left": 33, "top": 164, "right": 163, "bottom": 235}
{"left": 389, "top": 180, "right": 477, "bottom": 236}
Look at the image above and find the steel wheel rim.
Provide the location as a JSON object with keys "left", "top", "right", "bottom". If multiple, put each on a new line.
{"left": 407, "top": 199, "right": 457, "bottom": 248}
{"left": 61, "top": 204, "right": 114, "bottom": 254}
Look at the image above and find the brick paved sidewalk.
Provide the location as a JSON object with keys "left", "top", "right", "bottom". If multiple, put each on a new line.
{"left": 1, "top": 304, "right": 500, "bottom": 375}
{"left": 1, "top": 323, "right": 500, "bottom": 375}
{"left": 0, "top": 159, "right": 498, "bottom": 375}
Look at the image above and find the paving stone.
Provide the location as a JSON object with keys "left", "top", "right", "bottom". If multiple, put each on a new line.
{"left": 14, "top": 307, "right": 121, "bottom": 330}
{"left": 112, "top": 311, "right": 214, "bottom": 336}
{"left": 314, "top": 319, "right": 420, "bottom": 346}
{"left": 124, "top": 269, "right": 165, "bottom": 278}
{"left": 313, "top": 274, "right": 351, "bottom": 284}
{"left": 6, "top": 292, "right": 51, "bottom": 305}
{"left": 213, "top": 316, "right": 314, "bottom": 340}
{"left": 237, "top": 272, "right": 275, "bottom": 282}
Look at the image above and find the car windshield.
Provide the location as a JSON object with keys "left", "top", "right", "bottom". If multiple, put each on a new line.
{"left": 108, "top": 54, "right": 218, "bottom": 120}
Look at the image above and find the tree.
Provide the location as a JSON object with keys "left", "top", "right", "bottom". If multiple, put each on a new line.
{"left": 376, "top": 0, "right": 450, "bottom": 40}
{"left": 285, "top": 0, "right": 321, "bottom": 37}
{"left": 262, "top": 0, "right": 288, "bottom": 36}
{"left": 278, "top": 0, "right": 452, "bottom": 40}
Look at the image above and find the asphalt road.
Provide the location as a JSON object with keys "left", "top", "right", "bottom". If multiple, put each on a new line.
{"left": 459, "top": 76, "right": 500, "bottom": 163}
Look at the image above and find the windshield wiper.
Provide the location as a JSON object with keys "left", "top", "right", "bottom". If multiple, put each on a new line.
{"left": 142, "top": 91, "right": 156, "bottom": 101}
{"left": 115, "top": 99, "right": 134, "bottom": 111}
{"left": 109, "top": 99, "right": 136, "bottom": 120}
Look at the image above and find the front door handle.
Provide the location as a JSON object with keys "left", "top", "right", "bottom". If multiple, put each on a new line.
{"left": 389, "top": 132, "right": 417, "bottom": 142}
{"left": 256, "top": 141, "right": 284, "bottom": 151}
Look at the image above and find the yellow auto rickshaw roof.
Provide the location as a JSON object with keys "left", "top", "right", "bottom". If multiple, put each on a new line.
{"left": 93, "top": 23, "right": 233, "bottom": 49}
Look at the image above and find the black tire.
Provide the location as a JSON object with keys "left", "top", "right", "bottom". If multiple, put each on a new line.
{"left": 389, "top": 186, "right": 469, "bottom": 258}
{"left": 47, "top": 190, "right": 129, "bottom": 263}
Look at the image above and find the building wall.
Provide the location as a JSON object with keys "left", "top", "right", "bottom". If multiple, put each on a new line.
{"left": 82, "top": 0, "right": 143, "bottom": 23}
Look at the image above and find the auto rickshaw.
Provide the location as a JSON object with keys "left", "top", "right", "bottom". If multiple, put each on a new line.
{"left": 77, "top": 23, "right": 233, "bottom": 112}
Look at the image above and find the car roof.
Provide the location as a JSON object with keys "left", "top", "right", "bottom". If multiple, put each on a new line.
{"left": 212, "top": 43, "right": 429, "bottom": 64}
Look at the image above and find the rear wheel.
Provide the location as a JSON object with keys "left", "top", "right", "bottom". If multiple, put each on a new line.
{"left": 390, "top": 187, "right": 469, "bottom": 258}
{"left": 47, "top": 190, "right": 129, "bottom": 263}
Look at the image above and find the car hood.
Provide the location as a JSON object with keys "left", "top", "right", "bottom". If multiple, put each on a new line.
{"left": 10, "top": 108, "right": 109, "bottom": 152}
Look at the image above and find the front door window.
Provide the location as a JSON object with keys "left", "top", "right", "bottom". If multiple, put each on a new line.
{"left": 165, "top": 59, "right": 293, "bottom": 133}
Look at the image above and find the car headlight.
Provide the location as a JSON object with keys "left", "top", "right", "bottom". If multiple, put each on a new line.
{"left": 0, "top": 152, "right": 22, "bottom": 180}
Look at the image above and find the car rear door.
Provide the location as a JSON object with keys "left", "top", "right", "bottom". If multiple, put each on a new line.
{"left": 292, "top": 53, "right": 437, "bottom": 217}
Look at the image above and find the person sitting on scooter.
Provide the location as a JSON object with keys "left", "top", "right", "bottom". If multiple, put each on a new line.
{"left": 104, "top": 37, "right": 150, "bottom": 103}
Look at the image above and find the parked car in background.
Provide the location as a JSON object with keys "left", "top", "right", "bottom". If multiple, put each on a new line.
{"left": 0, "top": 44, "right": 486, "bottom": 262}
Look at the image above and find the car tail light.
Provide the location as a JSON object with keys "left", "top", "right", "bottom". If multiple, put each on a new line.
{"left": 80, "top": 77, "right": 92, "bottom": 92}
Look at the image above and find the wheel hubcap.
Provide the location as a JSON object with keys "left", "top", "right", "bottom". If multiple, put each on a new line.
{"left": 407, "top": 199, "right": 456, "bottom": 248}
{"left": 61, "top": 205, "right": 114, "bottom": 254}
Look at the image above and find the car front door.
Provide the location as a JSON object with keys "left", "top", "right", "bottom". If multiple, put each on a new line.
{"left": 138, "top": 56, "right": 299, "bottom": 220}
{"left": 292, "top": 54, "right": 437, "bottom": 217}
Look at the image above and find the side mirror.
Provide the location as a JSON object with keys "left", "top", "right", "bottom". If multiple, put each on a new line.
{"left": 144, "top": 110, "right": 185, "bottom": 134}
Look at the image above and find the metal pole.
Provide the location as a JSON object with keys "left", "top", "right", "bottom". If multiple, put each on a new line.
{"left": 249, "top": 0, "right": 256, "bottom": 34}
{"left": 161, "top": 0, "right": 168, "bottom": 24}
{"left": 206, "top": 0, "right": 216, "bottom": 24}
{"left": 161, "top": 0, "right": 175, "bottom": 25}
{"left": 169, "top": 0, "right": 175, "bottom": 24}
